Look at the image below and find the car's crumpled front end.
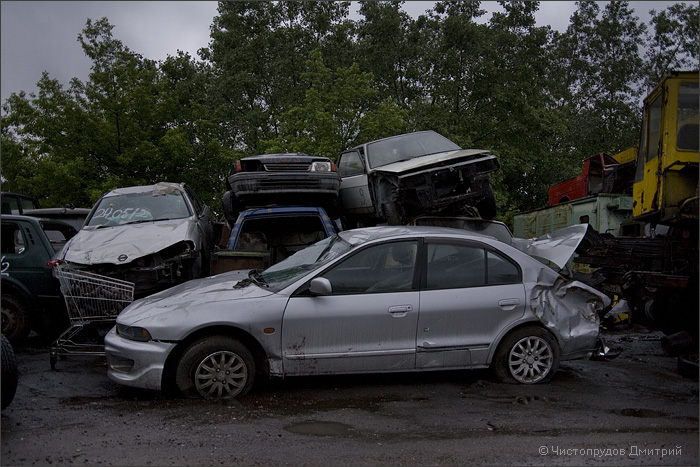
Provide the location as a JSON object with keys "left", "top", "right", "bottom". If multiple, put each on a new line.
{"left": 58, "top": 219, "right": 204, "bottom": 298}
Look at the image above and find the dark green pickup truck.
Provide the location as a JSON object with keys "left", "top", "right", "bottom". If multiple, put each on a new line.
{"left": 1, "top": 214, "right": 77, "bottom": 344}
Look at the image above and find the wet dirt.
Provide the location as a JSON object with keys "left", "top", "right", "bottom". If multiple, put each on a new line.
{"left": 1, "top": 328, "right": 698, "bottom": 466}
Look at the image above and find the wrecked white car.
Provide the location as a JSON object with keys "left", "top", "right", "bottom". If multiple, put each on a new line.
{"left": 105, "top": 225, "right": 608, "bottom": 400}
{"left": 56, "top": 183, "right": 214, "bottom": 298}
{"left": 337, "top": 131, "right": 500, "bottom": 226}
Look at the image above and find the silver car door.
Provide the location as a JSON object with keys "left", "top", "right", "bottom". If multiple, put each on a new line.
{"left": 282, "top": 240, "right": 420, "bottom": 375}
{"left": 337, "top": 150, "right": 375, "bottom": 216}
{"left": 416, "top": 241, "right": 526, "bottom": 369}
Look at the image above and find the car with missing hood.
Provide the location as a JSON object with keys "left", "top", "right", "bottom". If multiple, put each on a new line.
{"left": 105, "top": 225, "right": 609, "bottom": 400}
{"left": 337, "top": 131, "right": 500, "bottom": 226}
{"left": 55, "top": 182, "right": 214, "bottom": 299}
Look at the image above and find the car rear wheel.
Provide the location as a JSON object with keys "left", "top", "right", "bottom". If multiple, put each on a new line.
{"left": 1, "top": 334, "right": 18, "bottom": 410}
{"left": 175, "top": 336, "right": 255, "bottom": 400}
{"left": 493, "top": 326, "right": 559, "bottom": 384}
{"left": 1, "top": 295, "right": 31, "bottom": 346}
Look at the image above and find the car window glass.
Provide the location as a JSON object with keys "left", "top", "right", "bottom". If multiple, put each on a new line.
{"left": 1, "top": 222, "right": 25, "bottom": 255}
{"left": 185, "top": 186, "right": 204, "bottom": 215}
{"left": 87, "top": 191, "right": 191, "bottom": 226}
{"left": 486, "top": 250, "right": 520, "bottom": 285}
{"left": 426, "top": 243, "right": 520, "bottom": 290}
{"left": 2, "top": 198, "right": 20, "bottom": 215}
{"left": 338, "top": 151, "right": 364, "bottom": 177}
{"left": 321, "top": 241, "right": 418, "bottom": 294}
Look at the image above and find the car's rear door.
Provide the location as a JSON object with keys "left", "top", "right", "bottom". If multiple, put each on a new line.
{"left": 282, "top": 240, "right": 421, "bottom": 375}
{"left": 416, "top": 239, "right": 527, "bottom": 369}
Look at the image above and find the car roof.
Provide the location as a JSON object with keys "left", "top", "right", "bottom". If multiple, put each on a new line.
{"left": 349, "top": 130, "right": 438, "bottom": 150}
{"left": 242, "top": 153, "right": 329, "bottom": 161}
{"left": 240, "top": 206, "right": 327, "bottom": 216}
{"left": 101, "top": 182, "right": 185, "bottom": 197}
{"left": 1, "top": 213, "right": 76, "bottom": 229}
{"left": 338, "top": 225, "right": 499, "bottom": 246}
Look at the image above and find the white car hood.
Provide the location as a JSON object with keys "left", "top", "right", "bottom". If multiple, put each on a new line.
{"left": 62, "top": 218, "right": 195, "bottom": 265}
{"left": 374, "top": 149, "right": 493, "bottom": 174}
{"left": 510, "top": 224, "right": 588, "bottom": 270}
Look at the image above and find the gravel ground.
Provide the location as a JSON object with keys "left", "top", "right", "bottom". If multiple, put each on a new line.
{"left": 1, "top": 327, "right": 698, "bottom": 466}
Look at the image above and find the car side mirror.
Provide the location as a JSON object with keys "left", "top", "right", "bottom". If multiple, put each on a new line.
{"left": 309, "top": 277, "right": 332, "bottom": 296}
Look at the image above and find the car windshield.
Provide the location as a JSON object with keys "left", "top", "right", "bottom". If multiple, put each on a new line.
{"left": 87, "top": 190, "right": 191, "bottom": 227}
{"left": 258, "top": 234, "right": 354, "bottom": 291}
{"left": 366, "top": 131, "right": 461, "bottom": 169}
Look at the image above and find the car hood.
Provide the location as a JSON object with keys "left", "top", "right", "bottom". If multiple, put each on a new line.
{"left": 61, "top": 218, "right": 196, "bottom": 265}
{"left": 510, "top": 224, "right": 588, "bottom": 270}
{"left": 373, "top": 149, "right": 494, "bottom": 174}
{"left": 117, "top": 270, "right": 273, "bottom": 326}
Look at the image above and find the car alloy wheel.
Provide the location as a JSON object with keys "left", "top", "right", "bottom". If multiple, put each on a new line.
{"left": 176, "top": 336, "right": 255, "bottom": 400}
{"left": 493, "top": 326, "right": 560, "bottom": 384}
{"left": 507, "top": 336, "right": 554, "bottom": 384}
{"left": 194, "top": 350, "right": 248, "bottom": 399}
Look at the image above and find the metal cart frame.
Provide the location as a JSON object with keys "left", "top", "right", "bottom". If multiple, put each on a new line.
{"left": 50, "top": 265, "right": 134, "bottom": 369}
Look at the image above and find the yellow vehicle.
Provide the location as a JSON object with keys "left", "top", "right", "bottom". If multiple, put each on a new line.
{"left": 633, "top": 70, "right": 698, "bottom": 224}
{"left": 576, "top": 71, "right": 698, "bottom": 340}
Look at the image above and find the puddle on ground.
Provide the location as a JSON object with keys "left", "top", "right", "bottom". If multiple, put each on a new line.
{"left": 284, "top": 420, "right": 354, "bottom": 436}
{"left": 616, "top": 408, "right": 667, "bottom": 418}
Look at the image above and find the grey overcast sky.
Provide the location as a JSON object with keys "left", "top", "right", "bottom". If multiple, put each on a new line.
{"left": 0, "top": 1, "right": 684, "bottom": 103}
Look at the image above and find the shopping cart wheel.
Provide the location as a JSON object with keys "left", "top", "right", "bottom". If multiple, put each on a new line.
{"left": 50, "top": 349, "right": 57, "bottom": 370}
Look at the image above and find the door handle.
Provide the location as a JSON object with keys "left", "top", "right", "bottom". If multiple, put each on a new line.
{"left": 498, "top": 298, "right": 520, "bottom": 310}
{"left": 388, "top": 305, "right": 413, "bottom": 317}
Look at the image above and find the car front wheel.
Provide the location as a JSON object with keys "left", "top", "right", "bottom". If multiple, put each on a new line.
{"left": 175, "top": 336, "right": 255, "bottom": 400}
{"left": 493, "top": 326, "right": 559, "bottom": 384}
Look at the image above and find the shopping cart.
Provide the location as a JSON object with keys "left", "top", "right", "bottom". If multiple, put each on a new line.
{"left": 50, "top": 264, "right": 135, "bottom": 369}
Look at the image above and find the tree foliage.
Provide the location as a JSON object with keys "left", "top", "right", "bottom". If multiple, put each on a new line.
{"left": 2, "top": 1, "right": 697, "bottom": 219}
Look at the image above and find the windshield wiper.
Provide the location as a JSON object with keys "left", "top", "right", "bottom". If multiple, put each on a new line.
{"left": 122, "top": 219, "right": 154, "bottom": 225}
{"left": 248, "top": 269, "right": 268, "bottom": 287}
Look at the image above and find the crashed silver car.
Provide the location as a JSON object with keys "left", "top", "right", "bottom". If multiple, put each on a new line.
{"left": 105, "top": 226, "right": 609, "bottom": 400}
{"left": 337, "top": 131, "right": 500, "bottom": 226}
{"left": 56, "top": 183, "right": 214, "bottom": 298}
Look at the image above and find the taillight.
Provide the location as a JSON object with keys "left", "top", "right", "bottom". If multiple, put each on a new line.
{"left": 235, "top": 160, "right": 242, "bottom": 172}
{"left": 47, "top": 259, "right": 65, "bottom": 267}
{"left": 330, "top": 161, "right": 338, "bottom": 172}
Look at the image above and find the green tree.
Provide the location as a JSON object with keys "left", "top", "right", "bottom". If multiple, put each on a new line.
{"left": 645, "top": 2, "right": 699, "bottom": 88}
{"left": 355, "top": 1, "right": 424, "bottom": 106}
{"left": 260, "top": 49, "right": 407, "bottom": 158}
{"left": 203, "top": 1, "right": 354, "bottom": 152}
{"left": 553, "top": 1, "right": 646, "bottom": 162}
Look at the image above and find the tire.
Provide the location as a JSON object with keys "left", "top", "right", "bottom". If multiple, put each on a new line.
{"left": 175, "top": 336, "right": 255, "bottom": 400}
{"left": 221, "top": 190, "right": 239, "bottom": 228}
{"left": 2, "top": 334, "right": 19, "bottom": 410}
{"left": 475, "top": 186, "right": 497, "bottom": 220}
{"left": 380, "top": 183, "right": 403, "bottom": 225}
{"left": 492, "top": 326, "right": 560, "bottom": 384}
{"left": 1, "top": 295, "right": 32, "bottom": 346}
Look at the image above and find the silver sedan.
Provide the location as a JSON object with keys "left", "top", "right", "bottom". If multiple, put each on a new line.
{"left": 105, "top": 226, "right": 609, "bottom": 400}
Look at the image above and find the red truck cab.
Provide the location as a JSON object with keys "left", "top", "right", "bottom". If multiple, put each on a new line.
{"left": 548, "top": 153, "right": 635, "bottom": 206}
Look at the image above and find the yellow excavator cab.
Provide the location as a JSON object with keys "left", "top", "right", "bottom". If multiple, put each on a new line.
{"left": 633, "top": 71, "right": 699, "bottom": 223}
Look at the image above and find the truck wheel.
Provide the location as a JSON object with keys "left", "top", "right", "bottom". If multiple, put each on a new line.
{"left": 1, "top": 295, "right": 31, "bottom": 346}
{"left": 1, "top": 334, "right": 18, "bottom": 410}
{"left": 175, "top": 336, "right": 255, "bottom": 400}
{"left": 492, "top": 326, "right": 560, "bottom": 384}
{"left": 476, "top": 186, "right": 497, "bottom": 220}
